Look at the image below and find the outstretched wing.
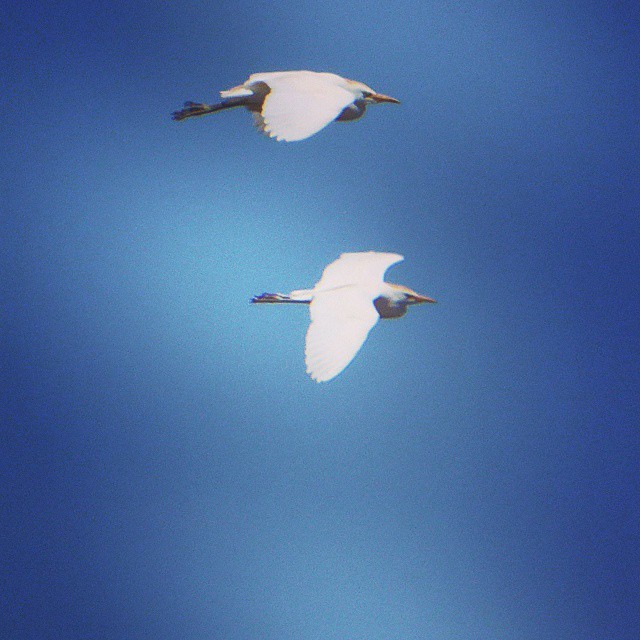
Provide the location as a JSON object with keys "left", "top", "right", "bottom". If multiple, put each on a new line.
{"left": 256, "top": 72, "right": 356, "bottom": 142}
{"left": 314, "top": 252, "right": 404, "bottom": 292}
{"left": 305, "top": 287, "right": 379, "bottom": 382}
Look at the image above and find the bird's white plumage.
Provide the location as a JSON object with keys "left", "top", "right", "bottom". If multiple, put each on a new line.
{"left": 303, "top": 252, "right": 404, "bottom": 381}
{"left": 255, "top": 73, "right": 356, "bottom": 142}
{"left": 305, "top": 287, "right": 379, "bottom": 382}
{"left": 219, "top": 71, "right": 374, "bottom": 142}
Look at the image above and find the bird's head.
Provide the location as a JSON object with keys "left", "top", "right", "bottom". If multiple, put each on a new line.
{"left": 344, "top": 79, "right": 400, "bottom": 104}
{"left": 389, "top": 284, "right": 436, "bottom": 305}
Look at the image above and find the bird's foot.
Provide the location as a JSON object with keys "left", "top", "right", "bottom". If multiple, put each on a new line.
{"left": 171, "top": 102, "right": 212, "bottom": 121}
{"left": 251, "top": 292, "right": 291, "bottom": 304}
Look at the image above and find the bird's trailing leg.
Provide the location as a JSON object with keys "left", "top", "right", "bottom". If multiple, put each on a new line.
{"left": 171, "top": 98, "right": 248, "bottom": 121}
{"left": 251, "top": 292, "right": 309, "bottom": 304}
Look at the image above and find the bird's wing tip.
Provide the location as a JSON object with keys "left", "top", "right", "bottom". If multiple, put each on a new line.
{"left": 307, "top": 370, "right": 334, "bottom": 383}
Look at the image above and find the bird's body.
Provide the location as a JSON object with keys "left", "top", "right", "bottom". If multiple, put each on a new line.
{"left": 252, "top": 252, "right": 435, "bottom": 382}
{"left": 172, "top": 70, "right": 399, "bottom": 141}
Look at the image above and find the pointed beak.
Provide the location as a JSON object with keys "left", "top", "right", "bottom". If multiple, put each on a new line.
{"left": 370, "top": 92, "right": 400, "bottom": 104}
{"left": 409, "top": 293, "right": 437, "bottom": 304}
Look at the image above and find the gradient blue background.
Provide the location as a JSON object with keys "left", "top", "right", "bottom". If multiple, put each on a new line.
{"left": 2, "top": 1, "right": 638, "bottom": 638}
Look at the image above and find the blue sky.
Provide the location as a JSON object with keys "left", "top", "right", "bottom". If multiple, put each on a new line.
{"left": 2, "top": 1, "right": 639, "bottom": 639}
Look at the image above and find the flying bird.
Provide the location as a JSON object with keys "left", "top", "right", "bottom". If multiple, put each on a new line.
{"left": 172, "top": 70, "right": 400, "bottom": 142}
{"left": 252, "top": 252, "right": 436, "bottom": 382}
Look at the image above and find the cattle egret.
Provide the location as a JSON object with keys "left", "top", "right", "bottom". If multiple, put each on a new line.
{"left": 252, "top": 252, "right": 436, "bottom": 382}
{"left": 172, "top": 71, "right": 400, "bottom": 141}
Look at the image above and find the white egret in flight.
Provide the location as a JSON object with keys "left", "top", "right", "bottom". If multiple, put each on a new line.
{"left": 252, "top": 252, "right": 436, "bottom": 382}
{"left": 172, "top": 71, "right": 400, "bottom": 142}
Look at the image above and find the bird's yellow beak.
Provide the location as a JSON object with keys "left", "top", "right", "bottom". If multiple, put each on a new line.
{"left": 408, "top": 293, "right": 436, "bottom": 304}
{"left": 370, "top": 92, "right": 400, "bottom": 104}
